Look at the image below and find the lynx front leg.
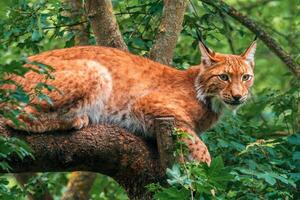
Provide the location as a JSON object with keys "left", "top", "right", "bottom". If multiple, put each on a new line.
{"left": 178, "top": 126, "right": 211, "bottom": 165}
{"left": 132, "top": 95, "right": 211, "bottom": 165}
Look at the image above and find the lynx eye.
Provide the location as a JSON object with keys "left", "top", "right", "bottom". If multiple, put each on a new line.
{"left": 218, "top": 74, "right": 229, "bottom": 81}
{"left": 242, "top": 74, "right": 251, "bottom": 81}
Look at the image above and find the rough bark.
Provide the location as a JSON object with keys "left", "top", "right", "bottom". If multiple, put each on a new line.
{"left": 154, "top": 117, "right": 176, "bottom": 171}
{"left": 85, "top": 0, "right": 128, "bottom": 51}
{"left": 0, "top": 121, "right": 171, "bottom": 199}
{"left": 61, "top": 172, "right": 97, "bottom": 200}
{"left": 200, "top": 0, "right": 300, "bottom": 78}
{"left": 149, "top": 0, "right": 188, "bottom": 65}
{"left": 64, "top": 0, "right": 90, "bottom": 45}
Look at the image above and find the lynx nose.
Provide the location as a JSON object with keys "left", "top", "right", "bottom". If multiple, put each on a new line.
{"left": 232, "top": 95, "right": 242, "bottom": 101}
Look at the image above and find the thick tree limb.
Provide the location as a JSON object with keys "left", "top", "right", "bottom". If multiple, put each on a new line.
{"left": 149, "top": 0, "right": 188, "bottom": 65}
{"left": 85, "top": 0, "right": 128, "bottom": 51}
{"left": 201, "top": 0, "right": 300, "bottom": 78}
{"left": 0, "top": 121, "right": 167, "bottom": 199}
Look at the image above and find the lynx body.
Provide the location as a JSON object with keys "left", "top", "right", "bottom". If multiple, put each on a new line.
{"left": 4, "top": 41, "right": 256, "bottom": 164}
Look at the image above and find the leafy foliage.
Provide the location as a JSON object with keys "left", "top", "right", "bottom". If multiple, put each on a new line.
{"left": 148, "top": 156, "right": 233, "bottom": 199}
{"left": 201, "top": 86, "right": 300, "bottom": 199}
{"left": 89, "top": 174, "right": 128, "bottom": 200}
{"left": 147, "top": 129, "right": 233, "bottom": 199}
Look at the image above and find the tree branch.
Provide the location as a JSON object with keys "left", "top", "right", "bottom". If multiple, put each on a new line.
{"left": 200, "top": 0, "right": 300, "bottom": 78}
{"left": 149, "top": 0, "right": 188, "bottom": 65}
{"left": 0, "top": 121, "right": 165, "bottom": 199}
{"left": 85, "top": 0, "right": 128, "bottom": 51}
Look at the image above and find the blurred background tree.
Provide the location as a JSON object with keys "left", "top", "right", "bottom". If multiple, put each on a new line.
{"left": 0, "top": 0, "right": 299, "bottom": 199}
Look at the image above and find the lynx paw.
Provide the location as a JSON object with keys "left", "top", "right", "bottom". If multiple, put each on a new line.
{"left": 186, "top": 138, "right": 211, "bottom": 165}
{"left": 189, "top": 144, "right": 211, "bottom": 165}
{"left": 72, "top": 115, "right": 89, "bottom": 130}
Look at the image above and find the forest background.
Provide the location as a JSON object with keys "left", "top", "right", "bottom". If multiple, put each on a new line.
{"left": 0, "top": 0, "right": 299, "bottom": 199}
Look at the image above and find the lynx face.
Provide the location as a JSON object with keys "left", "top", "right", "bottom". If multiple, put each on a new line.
{"left": 195, "top": 40, "right": 257, "bottom": 110}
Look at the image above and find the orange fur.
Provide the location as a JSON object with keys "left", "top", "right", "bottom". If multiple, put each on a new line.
{"left": 3, "top": 41, "right": 257, "bottom": 164}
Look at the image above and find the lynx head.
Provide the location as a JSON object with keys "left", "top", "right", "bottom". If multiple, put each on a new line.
{"left": 195, "top": 40, "right": 257, "bottom": 112}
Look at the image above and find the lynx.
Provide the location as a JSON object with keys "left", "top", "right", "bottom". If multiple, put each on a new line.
{"left": 3, "top": 41, "right": 256, "bottom": 164}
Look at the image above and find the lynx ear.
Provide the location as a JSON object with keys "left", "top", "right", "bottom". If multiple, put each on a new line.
{"left": 241, "top": 40, "right": 257, "bottom": 66}
{"left": 199, "top": 41, "right": 218, "bottom": 67}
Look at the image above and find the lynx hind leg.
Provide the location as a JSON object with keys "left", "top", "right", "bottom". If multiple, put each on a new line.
{"left": 5, "top": 107, "right": 90, "bottom": 133}
{"left": 7, "top": 59, "right": 111, "bottom": 133}
{"left": 4, "top": 105, "right": 68, "bottom": 133}
{"left": 4, "top": 105, "right": 41, "bottom": 132}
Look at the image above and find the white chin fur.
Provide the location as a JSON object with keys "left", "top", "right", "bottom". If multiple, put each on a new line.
{"left": 210, "top": 97, "right": 225, "bottom": 113}
{"left": 208, "top": 96, "right": 240, "bottom": 114}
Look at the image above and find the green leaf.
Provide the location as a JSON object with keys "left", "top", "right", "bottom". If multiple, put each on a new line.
{"left": 209, "top": 156, "right": 224, "bottom": 174}
{"left": 31, "top": 29, "right": 42, "bottom": 42}
{"left": 289, "top": 173, "right": 300, "bottom": 182}
{"left": 37, "top": 93, "right": 53, "bottom": 106}
{"left": 166, "top": 164, "right": 190, "bottom": 186}
{"left": 153, "top": 187, "right": 190, "bottom": 200}
{"left": 256, "top": 173, "right": 276, "bottom": 185}
{"left": 293, "top": 151, "right": 300, "bottom": 160}
{"left": 0, "top": 162, "right": 12, "bottom": 171}
{"left": 287, "top": 134, "right": 300, "bottom": 145}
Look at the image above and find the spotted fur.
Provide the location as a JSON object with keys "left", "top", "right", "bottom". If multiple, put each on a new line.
{"left": 3, "top": 41, "right": 257, "bottom": 164}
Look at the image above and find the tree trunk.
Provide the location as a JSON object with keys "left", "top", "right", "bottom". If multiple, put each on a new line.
{"left": 149, "top": 0, "right": 188, "bottom": 65}
{"left": 61, "top": 172, "right": 97, "bottom": 200}
{"left": 64, "top": 0, "right": 90, "bottom": 45}
{"left": 85, "top": 0, "right": 128, "bottom": 51}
